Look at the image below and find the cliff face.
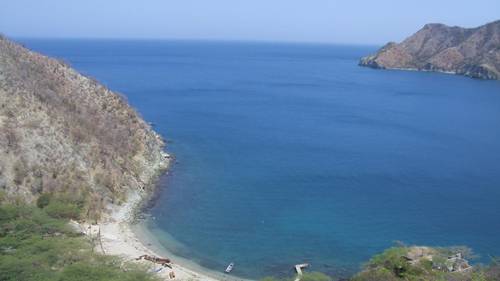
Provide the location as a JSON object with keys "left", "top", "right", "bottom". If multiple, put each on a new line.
{"left": 360, "top": 20, "right": 500, "bottom": 80}
{"left": 0, "top": 36, "right": 168, "bottom": 217}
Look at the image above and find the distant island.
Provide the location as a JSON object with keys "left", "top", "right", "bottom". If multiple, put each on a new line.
{"left": 359, "top": 20, "right": 500, "bottom": 80}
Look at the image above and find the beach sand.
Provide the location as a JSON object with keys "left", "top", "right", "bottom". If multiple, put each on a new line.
{"left": 73, "top": 190, "right": 225, "bottom": 281}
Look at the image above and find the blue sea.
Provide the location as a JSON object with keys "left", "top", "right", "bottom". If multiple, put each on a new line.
{"left": 21, "top": 39, "right": 500, "bottom": 279}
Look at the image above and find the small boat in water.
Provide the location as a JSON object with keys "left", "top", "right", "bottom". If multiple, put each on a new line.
{"left": 225, "top": 262, "right": 234, "bottom": 273}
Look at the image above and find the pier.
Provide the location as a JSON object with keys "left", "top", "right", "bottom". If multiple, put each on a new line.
{"left": 294, "top": 263, "right": 309, "bottom": 281}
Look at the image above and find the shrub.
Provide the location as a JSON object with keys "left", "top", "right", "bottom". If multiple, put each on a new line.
{"left": 352, "top": 268, "right": 400, "bottom": 281}
{"left": 0, "top": 190, "right": 6, "bottom": 203}
{"left": 60, "top": 259, "right": 156, "bottom": 281}
{"left": 0, "top": 204, "right": 159, "bottom": 281}
{"left": 368, "top": 247, "right": 410, "bottom": 277}
{"left": 44, "top": 200, "right": 81, "bottom": 220}
{"left": 36, "top": 193, "right": 52, "bottom": 208}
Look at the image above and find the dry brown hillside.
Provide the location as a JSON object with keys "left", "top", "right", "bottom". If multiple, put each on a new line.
{"left": 0, "top": 36, "right": 168, "bottom": 219}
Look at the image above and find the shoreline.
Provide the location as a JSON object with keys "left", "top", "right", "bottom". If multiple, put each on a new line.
{"left": 131, "top": 218, "right": 253, "bottom": 281}
{"left": 75, "top": 151, "right": 248, "bottom": 281}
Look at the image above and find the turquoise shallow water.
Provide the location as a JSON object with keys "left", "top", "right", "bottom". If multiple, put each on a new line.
{"left": 22, "top": 39, "right": 500, "bottom": 279}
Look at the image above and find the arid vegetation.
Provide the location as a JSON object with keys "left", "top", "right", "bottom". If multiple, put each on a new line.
{"left": 0, "top": 35, "right": 167, "bottom": 220}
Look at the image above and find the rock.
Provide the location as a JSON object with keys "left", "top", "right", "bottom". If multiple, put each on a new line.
{"left": 404, "top": 246, "right": 435, "bottom": 264}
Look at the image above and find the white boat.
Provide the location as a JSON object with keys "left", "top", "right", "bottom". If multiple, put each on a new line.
{"left": 225, "top": 262, "right": 234, "bottom": 273}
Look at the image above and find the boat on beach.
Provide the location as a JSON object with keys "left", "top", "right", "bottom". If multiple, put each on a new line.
{"left": 225, "top": 262, "right": 235, "bottom": 273}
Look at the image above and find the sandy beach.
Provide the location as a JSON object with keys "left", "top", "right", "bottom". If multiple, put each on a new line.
{"left": 69, "top": 150, "right": 243, "bottom": 281}
{"left": 73, "top": 189, "right": 227, "bottom": 281}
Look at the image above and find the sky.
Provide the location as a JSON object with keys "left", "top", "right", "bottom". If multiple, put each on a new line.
{"left": 1, "top": 0, "right": 499, "bottom": 45}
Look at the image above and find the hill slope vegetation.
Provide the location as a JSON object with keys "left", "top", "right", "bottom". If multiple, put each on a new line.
{"left": 0, "top": 36, "right": 167, "bottom": 219}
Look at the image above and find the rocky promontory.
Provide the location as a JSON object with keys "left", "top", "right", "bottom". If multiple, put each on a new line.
{"left": 360, "top": 20, "right": 500, "bottom": 80}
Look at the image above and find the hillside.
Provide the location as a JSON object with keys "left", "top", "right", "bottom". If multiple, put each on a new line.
{"left": 359, "top": 20, "right": 500, "bottom": 79}
{"left": 0, "top": 36, "right": 168, "bottom": 219}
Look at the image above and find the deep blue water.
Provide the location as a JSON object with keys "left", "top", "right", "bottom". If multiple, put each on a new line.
{"left": 21, "top": 39, "right": 500, "bottom": 279}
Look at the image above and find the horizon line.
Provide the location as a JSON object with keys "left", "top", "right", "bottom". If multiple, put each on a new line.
{"left": 6, "top": 34, "right": 383, "bottom": 47}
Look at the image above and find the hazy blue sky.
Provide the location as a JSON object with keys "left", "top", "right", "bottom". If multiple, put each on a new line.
{"left": 1, "top": 0, "right": 499, "bottom": 44}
